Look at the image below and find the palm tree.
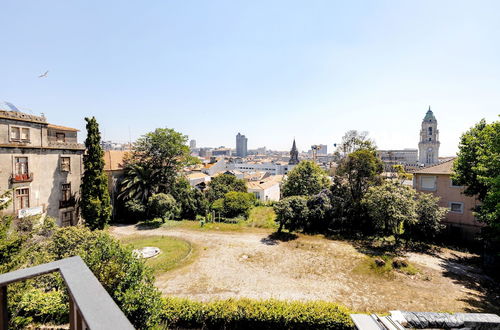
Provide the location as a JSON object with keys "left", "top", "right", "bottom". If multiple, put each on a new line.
{"left": 118, "top": 163, "right": 160, "bottom": 204}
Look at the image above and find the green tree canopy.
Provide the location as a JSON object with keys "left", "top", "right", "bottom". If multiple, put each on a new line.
{"left": 336, "top": 149, "right": 383, "bottom": 203}
{"left": 406, "top": 192, "right": 447, "bottom": 242}
{"left": 220, "top": 191, "right": 256, "bottom": 218}
{"left": 337, "top": 130, "right": 376, "bottom": 154}
{"left": 452, "top": 118, "right": 500, "bottom": 228}
{"left": 281, "top": 161, "right": 330, "bottom": 198}
{"left": 147, "top": 193, "right": 180, "bottom": 221}
{"left": 128, "top": 128, "right": 197, "bottom": 195}
{"left": 80, "top": 117, "right": 111, "bottom": 230}
{"left": 362, "top": 181, "right": 417, "bottom": 245}
{"left": 274, "top": 195, "right": 309, "bottom": 233}
{"left": 206, "top": 174, "right": 247, "bottom": 202}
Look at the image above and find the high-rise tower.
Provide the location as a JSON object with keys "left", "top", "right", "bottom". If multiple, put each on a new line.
{"left": 236, "top": 133, "right": 248, "bottom": 157}
{"left": 418, "top": 106, "right": 440, "bottom": 166}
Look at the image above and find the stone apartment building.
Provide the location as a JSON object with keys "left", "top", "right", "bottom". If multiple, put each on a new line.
{"left": 0, "top": 102, "right": 84, "bottom": 226}
{"left": 413, "top": 159, "right": 483, "bottom": 239}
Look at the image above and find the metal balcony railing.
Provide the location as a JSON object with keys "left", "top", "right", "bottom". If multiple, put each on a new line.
{"left": 10, "top": 172, "right": 33, "bottom": 183}
{"left": 0, "top": 256, "right": 134, "bottom": 330}
{"left": 60, "top": 196, "right": 77, "bottom": 209}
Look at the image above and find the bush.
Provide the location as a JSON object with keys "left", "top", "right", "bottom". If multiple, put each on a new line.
{"left": 222, "top": 191, "right": 256, "bottom": 218}
{"left": 162, "top": 297, "right": 353, "bottom": 330}
{"left": 49, "top": 227, "right": 163, "bottom": 329}
{"left": 124, "top": 199, "right": 147, "bottom": 222}
{"left": 274, "top": 196, "right": 309, "bottom": 233}
{"left": 147, "top": 193, "right": 179, "bottom": 221}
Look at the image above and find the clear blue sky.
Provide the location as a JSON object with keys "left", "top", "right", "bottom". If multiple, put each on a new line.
{"left": 2, "top": 1, "right": 499, "bottom": 155}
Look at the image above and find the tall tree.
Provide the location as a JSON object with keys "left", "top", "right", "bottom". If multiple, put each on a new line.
{"left": 130, "top": 128, "right": 197, "bottom": 194}
{"left": 362, "top": 181, "right": 417, "bottom": 245}
{"left": 80, "top": 117, "right": 111, "bottom": 230}
{"left": 281, "top": 160, "right": 330, "bottom": 198}
{"left": 206, "top": 174, "right": 247, "bottom": 202}
{"left": 452, "top": 119, "right": 500, "bottom": 228}
{"left": 337, "top": 130, "right": 376, "bottom": 155}
{"left": 333, "top": 149, "right": 383, "bottom": 231}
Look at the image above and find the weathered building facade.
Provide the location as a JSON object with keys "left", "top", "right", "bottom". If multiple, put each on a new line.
{"left": 0, "top": 102, "right": 84, "bottom": 226}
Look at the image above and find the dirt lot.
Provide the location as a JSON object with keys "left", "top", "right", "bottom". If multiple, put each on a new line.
{"left": 110, "top": 224, "right": 499, "bottom": 313}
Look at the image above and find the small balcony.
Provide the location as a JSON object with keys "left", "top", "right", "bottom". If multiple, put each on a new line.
{"left": 60, "top": 196, "right": 77, "bottom": 209}
{"left": 0, "top": 256, "right": 134, "bottom": 329}
{"left": 10, "top": 172, "right": 33, "bottom": 183}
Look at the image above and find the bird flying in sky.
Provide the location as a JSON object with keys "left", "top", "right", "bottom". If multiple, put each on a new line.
{"left": 38, "top": 71, "right": 49, "bottom": 78}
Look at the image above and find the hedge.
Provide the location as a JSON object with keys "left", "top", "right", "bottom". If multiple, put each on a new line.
{"left": 162, "top": 297, "right": 354, "bottom": 329}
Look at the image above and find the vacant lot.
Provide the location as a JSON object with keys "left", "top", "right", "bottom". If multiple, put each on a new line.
{"left": 110, "top": 224, "right": 499, "bottom": 313}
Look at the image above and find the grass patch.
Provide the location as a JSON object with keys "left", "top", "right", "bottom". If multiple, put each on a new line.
{"left": 246, "top": 206, "right": 278, "bottom": 229}
{"left": 120, "top": 235, "right": 193, "bottom": 274}
{"left": 353, "top": 255, "right": 419, "bottom": 277}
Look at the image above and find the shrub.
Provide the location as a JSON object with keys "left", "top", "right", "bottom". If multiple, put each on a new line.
{"left": 274, "top": 196, "right": 309, "bottom": 233}
{"left": 162, "top": 297, "right": 353, "bottom": 330}
{"left": 147, "top": 193, "right": 179, "bottom": 221}
{"left": 222, "top": 192, "right": 256, "bottom": 218}
{"left": 124, "top": 199, "right": 147, "bottom": 222}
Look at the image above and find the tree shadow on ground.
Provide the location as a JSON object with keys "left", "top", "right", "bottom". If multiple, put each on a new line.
{"left": 135, "top": 219, "right": 164, "bottom": 230}
{"left": 260, "top": 231, "right": 298, "bottom": 246}
{"left": 439, "top": 254, "right": 500, "bottom": 314}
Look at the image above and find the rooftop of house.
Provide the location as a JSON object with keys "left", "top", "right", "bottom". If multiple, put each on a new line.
{"left": 0, "top": 101, "right": 80, "bottom": 131}
{"left": 47, "top": 123, "right": 79, "bottom": 132}
{"left": 186, "top": 172, "right": 209, "bottom": 179}
{"left": 413, "top": 158, "right": 455, "bottom": 175}
{"left": 104, "top": 150, "right": 129, "bottom": 171}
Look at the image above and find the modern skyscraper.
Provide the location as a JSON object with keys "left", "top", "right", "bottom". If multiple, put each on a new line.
{"left": 418, "top": 106, "right": 440, "bottom": 166}
{"left": 190, "top": 139, "right": 196, "bottom": 149}
{"left": 236, "top": 133, "right": 248, "bottom": 157}
{"left": 289, "top": 139, "right": 300, "bottom": 165}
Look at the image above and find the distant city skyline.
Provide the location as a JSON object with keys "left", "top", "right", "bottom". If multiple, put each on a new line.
{"left": 2, "top": 1, "right": 500, "bottom": 156}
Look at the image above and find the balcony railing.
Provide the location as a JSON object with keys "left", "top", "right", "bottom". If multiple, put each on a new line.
{"left": 10, "top": 172, "right": 33, "bottom": 183}
{"left": 0, "top": 256, "right": 134, "bottom": 330}
{"left": 60, "top": 196, "right": 77, "bottom": 209}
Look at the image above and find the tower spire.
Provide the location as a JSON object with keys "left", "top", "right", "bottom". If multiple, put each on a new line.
{"left": 289, "top": 139, "right": 299, "bottom": 165}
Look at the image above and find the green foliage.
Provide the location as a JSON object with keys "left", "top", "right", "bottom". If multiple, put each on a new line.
{"left": 147, "top": 193, "right": 179, "bottom": 221}
{"left": 162, "top": 297, "right": 353, "bottom": 330}
{"left": 172, "top": 177, "right": 209, "bottom": 219}
{"left": 221, "top": 191, "right": 256, "bottom": 218}
{"left": 119, "top": 163, "right": 160, "bottom": 205}
{"left": 211, "top": 198, "right": 225, "bottom": 214}
{"left": 392, "top": 164, "right": 413, "bottom": 183}
{"left": 406, "top": 192, "right": 447, "bottom": 242}
{"left": 2, "top": 219, "right": 164, "bottom": 329}
{"left": 80, "top": 117, "right": 112, "bottom": 230}
{"left": 306, "top": 190, "right": 333, "bottom": 233}
{"left": 124, "top": 199, "right": 147, "bottom": 221}
{"left": 335, "top": 149, "right": 383, "bottom": 230}
{"left": 14, "top": 287, "right": 68, "bottom": 326}
{"left": 282, "top": 161, "right": 330, "bottom": 198}
{"left": 452, "top": 118, "right": 500, "bottom": 228}
{"left": 206, "top": 174, "right": 247, "bottom": 202}
{"left": 49, "top": 227, "right": 163, "bottom": 329}
{"left": 337, "top": 130, "right": 376, "bottom": 154}
{"left": 131, "top": 128, "right": 197, "bottom": 193}
{"left": 362, "top": 181, "right": 417, "bottom": 244}
{"left": 274, "top": 196, "right": 309, "bottom": 233}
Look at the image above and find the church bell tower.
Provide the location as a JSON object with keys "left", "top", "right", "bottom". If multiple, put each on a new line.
{"left": 418, "top": 106, "right": 440, "bottom": 166}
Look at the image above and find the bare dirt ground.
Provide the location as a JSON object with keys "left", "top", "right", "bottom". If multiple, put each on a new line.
{"left": 110, "top": 224, "right": 500, "bottom": 313}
